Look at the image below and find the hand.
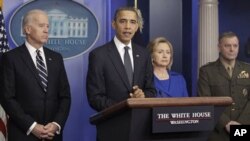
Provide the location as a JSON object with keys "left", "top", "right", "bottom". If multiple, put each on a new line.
{"left": 43, "top": 122, "right": 59, "bottom": 140}
{"left": 225, "top": 120, "right": 241, "bottom": 133}
{"left": 130, "top": 85, "right": 145, "bottom": 98}
{"left": 31, "top": 124, "right": 47, "bottom": 139}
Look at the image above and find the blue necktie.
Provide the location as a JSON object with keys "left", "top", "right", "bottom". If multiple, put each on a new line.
{"left": 124, "top": 46, "right": 133, "bottom": 86}
{"left": 36, "top": 50, "right": 48, "bottom": 92}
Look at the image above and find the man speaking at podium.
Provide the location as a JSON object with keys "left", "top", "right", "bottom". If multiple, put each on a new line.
{"left": 86, "top": 7, "right": 156, "bottom": 112}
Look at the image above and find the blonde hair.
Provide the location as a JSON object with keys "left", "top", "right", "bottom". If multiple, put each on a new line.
{"left": 113, "top": 7, "right": 143, "bottom": 33}
{"left": 147, "top": 37, "right": 174, "bottom": 70}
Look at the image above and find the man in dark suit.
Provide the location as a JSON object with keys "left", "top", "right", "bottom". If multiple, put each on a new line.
{"left": 0, "top": 9, "right": 71, "bottom": 141}
{"left": 86, "top": 7, "right": 156, "bottom": 112}
{"left": 198, "top": 31, "right": 250, "bottom": 141}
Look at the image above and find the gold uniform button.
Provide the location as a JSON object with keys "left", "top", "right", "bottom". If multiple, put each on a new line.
{"left": 232, "top": 102, "right": 235, "bottom": 105}
{"left": 231, "top": 108, "right": 235, "bottom": 111}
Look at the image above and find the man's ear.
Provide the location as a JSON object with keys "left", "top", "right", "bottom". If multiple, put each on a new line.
{"left": 24, "top": 25, "right": 31, "bottom": 34}
{"left": 217, "top": 44, "right": 221, "bottom": 52}
{"left": 111, "top": 20, "right": 116, "bottom": 30}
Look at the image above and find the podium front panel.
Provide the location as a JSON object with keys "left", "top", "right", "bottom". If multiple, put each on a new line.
{"left": 152, "top": 106, "right": 214, "bottom": 133}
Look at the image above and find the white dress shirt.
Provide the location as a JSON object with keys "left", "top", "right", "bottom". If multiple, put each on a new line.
{"left": 113, "top": 36, "right": 134, "bottom": 71}
{"left": 25, "top": 41, "right": 61, "bottom": 135}
{"left": 25, "top": 41, "right": 47, "bottom": 69}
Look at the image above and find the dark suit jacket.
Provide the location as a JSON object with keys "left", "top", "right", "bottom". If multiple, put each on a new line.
{"left": 86, "top": 40, "right": 156, "bottom": 112}
{"left": 198, "top": 59, "right": 250, "bottom": 141}
{"left": 0, "top": 44, "right": 71, "bottom": 141}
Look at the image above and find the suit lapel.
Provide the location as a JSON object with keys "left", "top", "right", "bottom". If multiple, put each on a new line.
{"left": 107, "top": 42, "right": 131, "bottom": 90}
{"left": 19, "top": 45, "right": 45, "bottom": 91}
{"left": 231, "top": 61, "right": 241, "bottom": 80}
{"left": 132, "top": 44, "right": 142, "bottom": 86}
{"left": 44, "top": 48, "right": 53, "bottom": 93}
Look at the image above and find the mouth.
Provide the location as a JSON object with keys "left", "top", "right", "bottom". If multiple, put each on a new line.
{"left": 123, "top": 32, "right": 132, "bottom": 37}
{"left": 228, "top": 54, "right": 236, "bottom": 56}
{"left": 162, "top": 60, "right": 168, "bottom": 62}
{"left": 42, "top": 37, "right": 49, "bottom": 42}
{"left": 43, "top": 35, "right": 49, "bottom": 39}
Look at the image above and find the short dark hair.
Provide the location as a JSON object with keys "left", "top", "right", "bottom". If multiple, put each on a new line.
{"left": 219, "top": 31, "right": 238, "bottom": 43}
{"left": 113, "top": 7, "right": 143, "bottom": 32}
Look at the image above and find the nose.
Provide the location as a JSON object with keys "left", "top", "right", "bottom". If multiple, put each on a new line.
{"left": 230, "top": 46, "right": 234, "bottom": 51}
{"left": 163, "top": 52, "right": 168, "bottom": 57}
{"left": 229, "top": 45, "right": 236, "bottom": 51}
{"left": 44, "top": 27, "right": 49, "bottom": 33}
{"left": 125, "top": 21, "right": 131, "bottom": 29}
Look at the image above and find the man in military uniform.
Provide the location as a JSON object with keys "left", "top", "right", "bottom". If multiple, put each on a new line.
{"left": 198, "top": 31, "right": 250, "bottom": 141}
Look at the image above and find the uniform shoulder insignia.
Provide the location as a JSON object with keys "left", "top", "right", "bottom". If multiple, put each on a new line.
{"left": 205, "top": 62, "right": 211, "bottom": 65}
{"left": 203, "top": 61, "right": 214, "bottom": 66}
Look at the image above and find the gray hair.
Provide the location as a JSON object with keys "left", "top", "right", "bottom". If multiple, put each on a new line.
{"left": 22, "top": 9, "right": 47, "bottom": 34}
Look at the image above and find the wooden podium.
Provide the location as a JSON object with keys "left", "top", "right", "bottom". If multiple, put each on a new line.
{"left": 90, "top": 97, "right": 232, "bottom": 141}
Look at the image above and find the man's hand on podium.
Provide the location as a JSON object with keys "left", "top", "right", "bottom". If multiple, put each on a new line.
{"left": 130, "top": 85, "right": 145, "bottom": 98}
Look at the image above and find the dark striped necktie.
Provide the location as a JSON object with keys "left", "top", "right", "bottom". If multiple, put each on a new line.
{"left": 36, "top": 50, "right": 48, "bottom": 92}
{"left": 124, "top": 46, "right": 133, "bottom": 86}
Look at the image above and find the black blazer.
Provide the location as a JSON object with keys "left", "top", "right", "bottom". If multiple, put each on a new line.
{"left": 86, "top": 40, "right": 156, "bottom": 112}
{"left": 0, "top": 44, "right": 71, "bottom": 141}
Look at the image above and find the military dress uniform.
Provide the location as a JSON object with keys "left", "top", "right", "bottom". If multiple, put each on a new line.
{"left": 198, "top": 59, "right": 250, "bottom": 141}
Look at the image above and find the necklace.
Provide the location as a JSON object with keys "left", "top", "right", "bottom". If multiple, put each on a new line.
{"left": 154, "top": 70, "right": 169, "bottom": 80}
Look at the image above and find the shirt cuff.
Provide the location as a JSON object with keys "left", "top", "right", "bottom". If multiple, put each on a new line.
{"left": 27, "top": 122, "right": 37, "bottom": 135}
{"left": 52, "top": 122, "right": 61, "bottom": 135}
